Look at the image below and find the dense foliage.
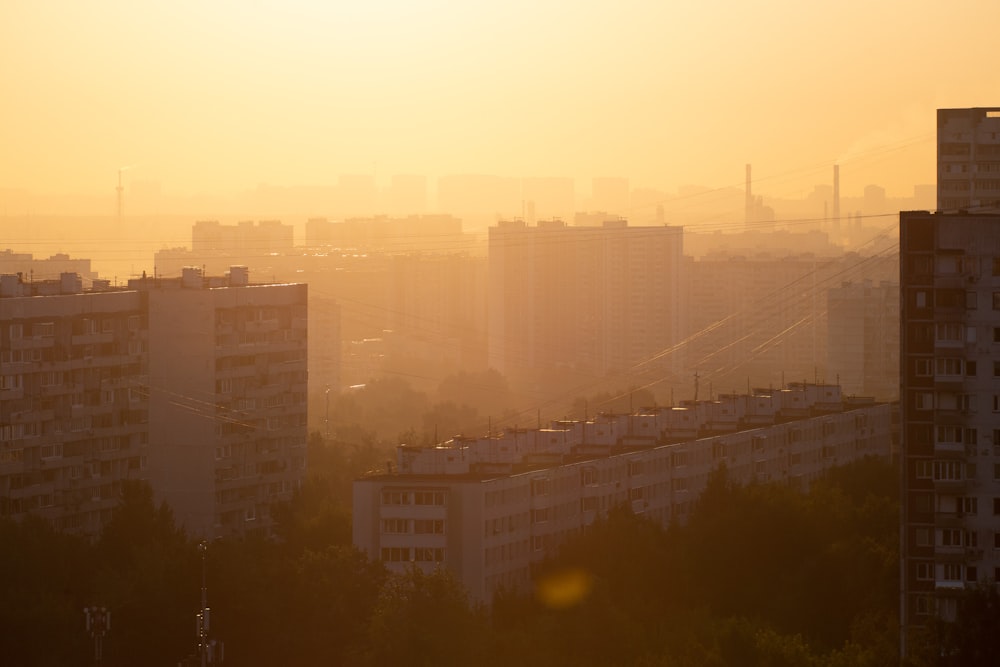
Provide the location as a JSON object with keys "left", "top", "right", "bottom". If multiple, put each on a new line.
{"left": 3, "top": 449, "right": 991, "bottom": 666}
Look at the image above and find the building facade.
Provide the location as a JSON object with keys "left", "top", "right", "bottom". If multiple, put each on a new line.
{"left": 487, "top": 219, "right": 685, "bottom": 392}
{"left": 937, "top": 107, "right": 1000, "bottom": 212}
{"left": 0, "top": 267, "right": 308, "bottom": 539}
{"left": 354, "top": 383, "right": 892, "bottom": 605}
{"left": 826, "top": 280, "right": 900, "bottom": 400}
{"left": 899, "top": 210, "right": 1000, "bottom": 653}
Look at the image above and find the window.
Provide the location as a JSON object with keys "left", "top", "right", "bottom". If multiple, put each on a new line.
{"left": 936, "top": 322, "right": 963, "bottom": 343}
{"left": 381, "top": 491, "right": 410, "bottom": 505}
{"left": 0, "top": 374, "right": 23, "bottom": 391}
{"left": 915, "top": 528, "right": 932, "bottom": 547}
{"left": 914, "top": 358, "right": 932, "bottom": 376}
{"left": 915, "top": 562, "right": 933, "bottom": 580}
{"left": 936, "top": 358, "right": 964, "bottom": 376}
{"left": 994, "top": 498, "right": 1000, "bottom": 515}
{"left": 413, "top": 547, "right": 444, "bottom": 563}
{"left": 994, "top": 327, "right": 1000, "bottom": 343}
{"left": 967, "top": 291, "right": 979, "bottom": 309}
{"left": 994, "top": 395, "right": 1000, "bottom": 413}
{"left": 959, "top": 497, "right": 978, "bottom": 515}
{"left": 915, "top": 392, "right": 934, "bottom": 411}
{"left": 967, "top": 566, "right": 979, "bottom": 582}
{"left": 414, "top": 519, "right": 444, "bottom": 534}
{"left": 32, "top": 322, "right": 55, "bottom": 338}
{"left": 381, "top": 518, "right": 409, "bottom": 534}
{"left": 916, "top": 291, "right": 927, "bottom": 308}
{"left": 413, "top": 491, "right": 445, "bottom": 505}
{"left": 941, "top": 529, "right": 962, "bottom": 546}
{"left": 531, "top": 508, "right": 549, "bottom": 524}
{"left": 994, "top": 292, "right": 1000, "bottom": 310}
{"left": 915, "top": 460, "right": 933, "bottom": 479}
{"left": 933, "top": 460, "right": 963, "bottom": 481}
{"left": 967, "top": 360, "right": 978, "bottom": 376}
{"left": 531, "top": 479, "right": 549, "bottom": 497}
{"left": 380, "top": 547, "right": 411, "bottom": 562}
{"left": 916, "top": 596, "right": 932, "bottom": 616}
{"left": 9, "top": 323, "right": 22, "bottom": 340}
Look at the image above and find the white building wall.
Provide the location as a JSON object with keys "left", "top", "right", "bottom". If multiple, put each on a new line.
{"left": 354, "top": 397, "right": 892, "bottom": 605}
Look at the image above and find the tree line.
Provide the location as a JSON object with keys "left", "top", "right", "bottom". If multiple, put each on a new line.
{"left": 1, "top": 441, "right": 994, "bottom": 665}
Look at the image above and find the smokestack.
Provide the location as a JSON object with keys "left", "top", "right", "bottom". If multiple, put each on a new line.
{"left": 832, "top": 164, "right": 840, "bottom": 224}
{"left": 745, "top": 164, "right": 752, "bottom": 226}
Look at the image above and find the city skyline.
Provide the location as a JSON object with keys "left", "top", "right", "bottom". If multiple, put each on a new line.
{"left": 3, "top": 0, "right": 997, "bottom": 202}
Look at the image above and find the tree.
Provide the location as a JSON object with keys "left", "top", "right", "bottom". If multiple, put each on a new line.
{"left": 365, "top": 566, "right": 489, "bottom": 667}
{"left": 93, "top": 481, "right": 197, "bottom": 667}
{"left": 0, "top": 515, "right": 93, "bottom": 667}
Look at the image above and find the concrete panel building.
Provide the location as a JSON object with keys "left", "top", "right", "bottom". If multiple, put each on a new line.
{"left": 0, "top": 268, "right": 307, "bottom": 539}
{"left": 937, "top": 107, "right": 1000, "bottom": 212}
{"left": 488, "top": 219, "right": 684, "bottom": 392}
{"left": 354, "top": 383, "right": 892, "bottom": 605}
{"left": 899, "top": 210, "right": 1000, "bottom": 653}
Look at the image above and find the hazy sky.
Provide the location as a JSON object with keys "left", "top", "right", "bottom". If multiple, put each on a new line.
{"left": 2, "top": 0, "right": 997, "bottom": 200}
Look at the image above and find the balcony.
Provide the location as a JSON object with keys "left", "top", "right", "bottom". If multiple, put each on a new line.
{"left": 934, "top": 545, "right": 968, "bottom": 562}
{"left": 933, "top": 441, "right": 966, "bottom": 457}
{"left": 933, "top": 477, "right": 973, "bottom": 493}
{"left": 935, "top": 511, "right": 966, "bottom": 528}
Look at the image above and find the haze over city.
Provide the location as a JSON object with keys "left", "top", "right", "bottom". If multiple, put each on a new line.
{"left": 3, "top": 1, "right": 1000, "bottom": 665}
{"left": 2, "top": 0, "right": 994, "bottom": 202}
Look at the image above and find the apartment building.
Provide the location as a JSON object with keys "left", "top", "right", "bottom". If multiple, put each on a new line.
{"left": 354, "top": 383, "right": 892, "bottom": 605}
{"left": 0, "top": 267, "right": 308, "bottom": 539}
{"left": 487, "top": 219, "right": 684, "bottom": 391}
{"left": 826, "top": 280, "right": 900, "bottom": 400}
{"left": 899, "top": 210, "right": 1000, "bottom": 652}
{"left": 937, "top": 107, "right": 1000, "bottom": 212}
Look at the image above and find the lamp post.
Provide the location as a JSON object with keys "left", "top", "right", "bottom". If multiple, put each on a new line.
{"left": 84, "top": 606, "right": 110, "bottom": 666}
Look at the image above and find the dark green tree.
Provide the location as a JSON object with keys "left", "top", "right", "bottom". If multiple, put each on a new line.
{"left": 365, "top": 565, "right": 489, "bottom": 667}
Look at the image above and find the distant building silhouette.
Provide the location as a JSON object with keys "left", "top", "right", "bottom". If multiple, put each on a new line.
{"left": 487, "top": 219, "right": 684, "bottom": 393}
{"left": 826, "top": 280, "right": 899, "bottom": 399}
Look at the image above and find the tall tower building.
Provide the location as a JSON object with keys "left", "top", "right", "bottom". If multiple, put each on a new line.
{"left": 937, "top": 107, "right": 1000, "bottom": 211}
{"left": 899, "top": 209, "right": 1000, "bottom": 653}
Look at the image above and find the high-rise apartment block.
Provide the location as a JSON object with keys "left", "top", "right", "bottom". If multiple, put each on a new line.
{"left": 826, "top": 280, "right": 899, "bottom": 400}
{"left": 0, "top": 268, "right": 307, "bottom": 538}
{"left": 488, "top": 219, "right": 684, "bottom": 390}
{"left": 937, "top": 107, "right": 1000, "bottom": 212}
{"left": 899, "top": 210, "right": 1000, "bottom": 650}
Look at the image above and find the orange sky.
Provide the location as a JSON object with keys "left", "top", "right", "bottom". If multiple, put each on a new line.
{"left": 1, "top": 0, "right": 997, "bottom": 202}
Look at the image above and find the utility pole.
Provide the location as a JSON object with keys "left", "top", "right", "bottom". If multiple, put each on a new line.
{"left": 84, "top": 606, "right": 110, "bottom": 666}
{"left": 195, "top": 541, "right": 222, "bottom": 664}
